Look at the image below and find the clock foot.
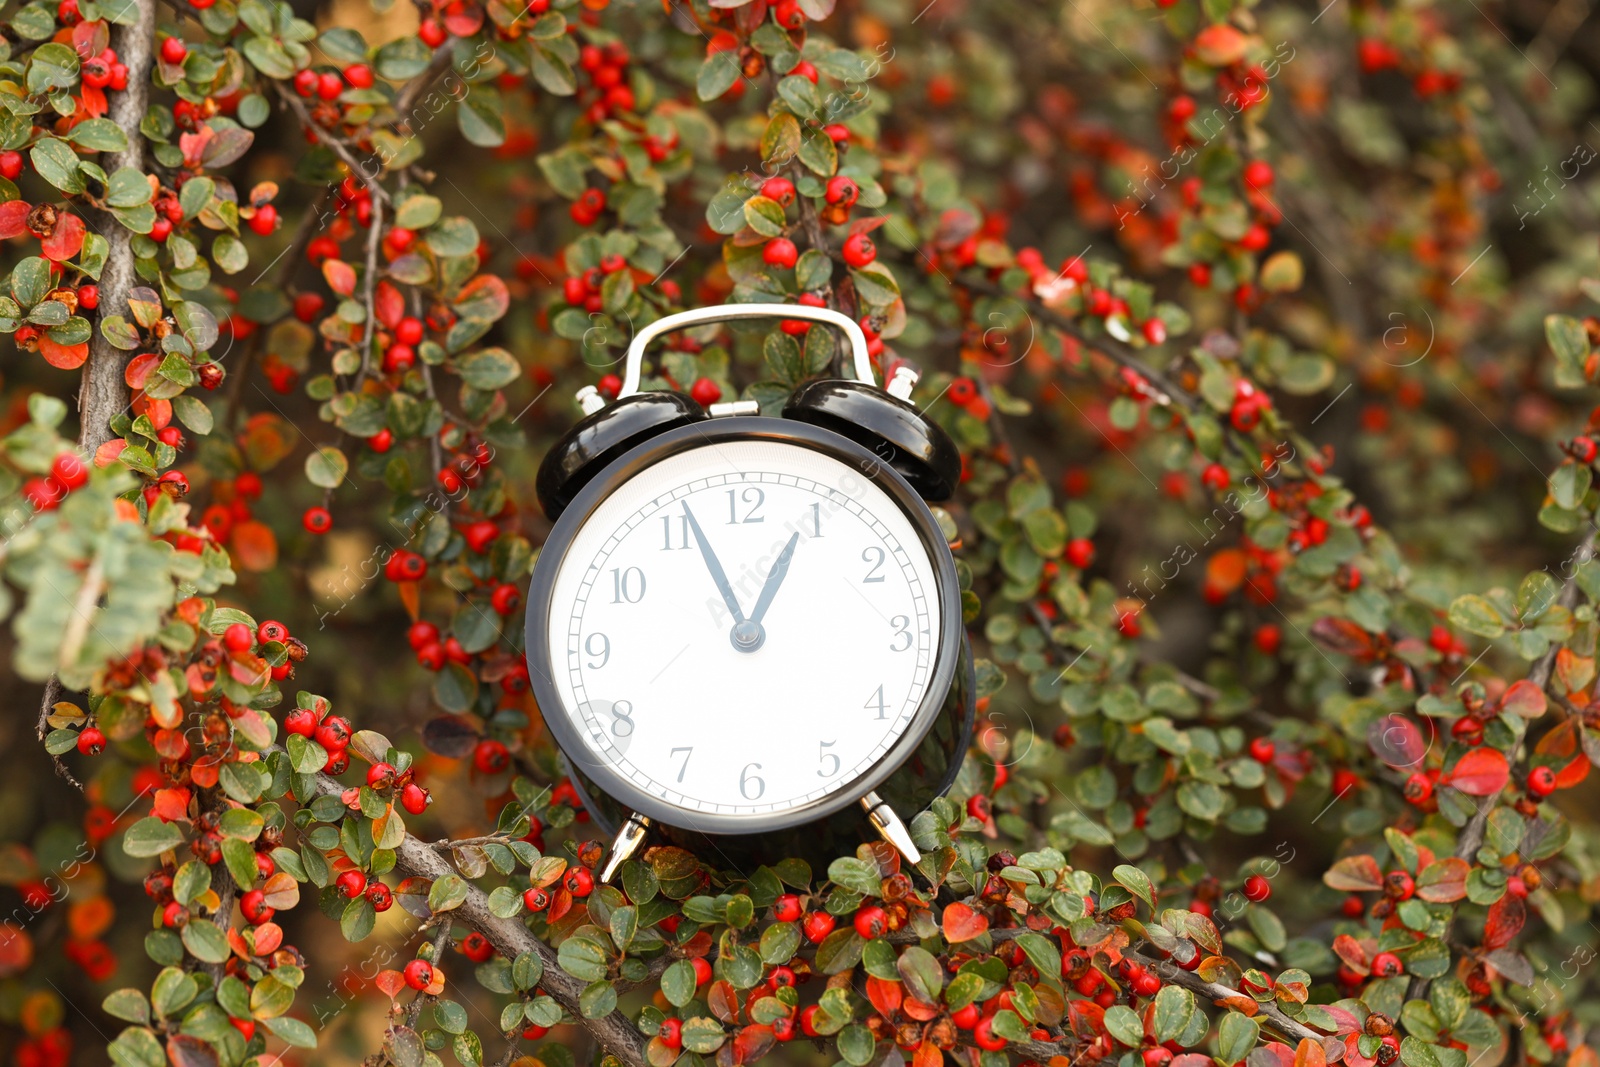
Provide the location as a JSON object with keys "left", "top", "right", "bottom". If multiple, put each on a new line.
{"left": 860, "top": 791, "right": 922, "bottom": 866}
{"left": 600, "top": 812, "right": 653, "bottom": 884}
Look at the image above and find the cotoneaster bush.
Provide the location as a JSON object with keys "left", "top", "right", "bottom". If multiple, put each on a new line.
{"left": 0, "top": 1, "right": 1595, "bottom": 1067}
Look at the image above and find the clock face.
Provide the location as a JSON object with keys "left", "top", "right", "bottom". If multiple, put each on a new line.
{"left": 529, "top": 426, "right": 953, "bottom": 830}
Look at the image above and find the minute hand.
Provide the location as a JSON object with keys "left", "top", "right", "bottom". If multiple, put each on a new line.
{"left": 749, "top": 532, "right": 800, "bottom": 625}
{"left": 681, "top": 501, "right": 744, "bottom": 624}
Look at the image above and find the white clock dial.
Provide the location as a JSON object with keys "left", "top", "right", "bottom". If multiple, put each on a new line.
{"left": 542, "top": 438, "right": 943, "bottom": 818}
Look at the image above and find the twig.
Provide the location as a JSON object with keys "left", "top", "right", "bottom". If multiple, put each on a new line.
{"left": 1123, "top": 947, "right": 1331, "bottom": 1046}
{"left": 297, "top": 764, "right": 649, "bottom": 1067}
{"left": 359, "top": 194, "right": 386, "bottom": 382}
{"left": 394, "top": 45, "right": 458, "bottom": 117}
{"left": 270, "top": 81, "right": 391, "bottom": 203}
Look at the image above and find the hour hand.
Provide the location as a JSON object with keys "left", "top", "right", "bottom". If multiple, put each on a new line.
{"left": 749, "top": 532, "right": 800, "bottom": 627}
{"left": 681, "top": 501, "right": 744, "bottom": 626}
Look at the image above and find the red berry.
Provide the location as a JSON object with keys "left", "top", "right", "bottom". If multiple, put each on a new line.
{"left": 344, "top": 63, "right": 374, "bottom": 88}
{"left": 773, "top": 894, "right": 802, "bottom": 923}
{"left": 150, "top": 217, "right": 172, "bottom": 242}
{"left": 1065, "top": 538, "right": 1094, "bottom": 569}
{"left": 401, "top": 782, "right": 431, "bottom": 814}
{"left": 336, "top": 870, "right": 367, "bottom": 898}
{"left": 51, "top": 452, "right": 88, "bottom": 490}
{"left": 1248, "top": 737, "right": 1275, "bottom": 763}
{"left": 0, "top": 151, "right": 21, "bottom": 180}
{"left": 658, "top": 1019, "right": 683, "bottom": 1050}
{"left": 403, "top": 959, "right": 433, "bottom": 990}
{"left": 523, "top": 886, "right": 551, "bottom": 912}
{"left": 1145, "top": 1049, "right": 1174, "bottom": 1067}
{"left": 367, "top": 882, "right": 393, "bottom": 911}
{"left": 314, "top": 716, "right": 352, "bottom": 751}
{"left": 407, "top": 621, "right": 440, "bottom": 649}
{"left": 284, "top": 707, "right": 318, "bottom": 737}
{"left": 247, "top": 204, "right": 277, "bottom": 236}
{"left": 317, "top": 71, "right": 343, "bottom": 100}
{"left": 1243, "top": 160, "right": 1275, "bottom": 190}
{"left": 973, "top": 1016, "right": 1008, "bottom": 1051}
{"left": 691, "top": 956, "right": 712, "bottom": 986}
{"left": 853, "top": 905, "right": 888, "bottom": 940}
{"left": 1371, "top": 952, "right": 1403, "bottom": 977}
{"left": 564, "top": 866, "right": 594, "bottom": 897}
{"left": 763, "top": 237, "right": 799, "bottom": 269}
{"left": 240, "top": 889, "right": 273, "bottom": 924}
{"left": 1141, "top": 317, "right": 1167, "bottom": 345}
{"left": 160, "top": 37, "right": 187, "bottom": 64}
{"left": 76, "top": 284, "right": 98, "bottom": 310}
{"left": 842, "top": 232, "right": 877, "bottom": 268}
{"left": 690, "top": 378, "right": 722, "bottom": 406}
{"left": 1242, "top": 874, "right": 1271, "bottom": 902}
{"left": 1129, "top": 967, "right": 1162, "bottom": 996}
{"left": 303, "top": 506, "right": 332, "bottom": 534}
{"left": 1403, "top": 772, "right": 1434, "bottom": 805}
{"left": 802, "top": 911, "right": 835, "bottom": 943}
{"left": 761, "top": 177, "right": 796, "bottom": 205}
{"left": 366, "top": 762, "right": 396, "bottom": 789}
{"left": 473, "top": 739, "right": 510, "bottom": 774}
{"left": 491, "top": 583, "right": 522, "bottom": 615}
{"left": 293, "top": 68, "right": 318, "bottom": 96}
{"left": 825, "top": 175, "right": 859, "bottom": 207}
{"left": 1527, "top": 765, "right": 1557, "bottom": 797}
{"left": 951, "top": 1003, "right": 980, "bottom": 1030}
{"left": 76, "top": 726, "right": 105, "bottom": 756}
{"left": 223, "top": 623, "right": 253, "bottom": 652}
{"left": 1386, "top": 871, "right": 1415, "bottom": 901}
{"left": 395, "top": 316, "right": 424, "bottom": 345}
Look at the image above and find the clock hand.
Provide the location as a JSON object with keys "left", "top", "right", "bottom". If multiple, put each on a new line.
{"left": 748, "top": 531, "right": 801, "bottom": 627}
{"left": 681, "top": 501, "right": 745, "bottom": 625}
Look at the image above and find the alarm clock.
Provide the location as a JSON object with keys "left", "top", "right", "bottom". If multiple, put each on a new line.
{"left": 526, "top": 304, "right": 972, "bottom": 876}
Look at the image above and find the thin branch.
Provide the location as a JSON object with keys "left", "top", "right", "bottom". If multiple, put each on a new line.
{"left": 297, "top": 764, "right": 648, "bottom": 1067}
{"left": 359, "top": 194, "right": 386, "bottom": 383}
{"left": 1123, "top": 947, "right": 1330, "bottom": 1046}
{"left": 270, "top": 81, "right": 391, "bottom": 204}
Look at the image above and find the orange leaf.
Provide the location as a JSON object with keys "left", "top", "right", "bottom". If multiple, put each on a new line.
{"left": 38, "top": 336, "right": 88, "bottom": 369}
{"left": 323, "top": 258, "right": 357, "bottom": 297}
{"left": 67, "top": 895, "right": 113, "bottom": 941}
{"left": 1448, "top": 747, "right": 1509, "bottom": 796}
{"left": 913, "top": 1040, "right": 943, "bottom": 1067}
{"left": 40, "top": 211, "right": 84, "bottom": 261}
{"left": 1205, "top": 548, "right": 1248, "bottom": 594}
{"left": 1193, "top": 24, "right": 1250, "bottom": 66}
{"left": 151, "top": 787, "right": 192, "bottom": 822}
{"left": 1414, "top": 858, "right": 1469, "bottom": 903}
{"left": 251, "top": 921, "right": 283, "bottom": 955}
{"left": 230, "top": 520, "right": 279, "bottom": 572}
{"left": 1499, "top": 679, "right": 1546, "bottom": 718}
{"left": 942, "top": 901, "right": 989, "bottom": 942}
{"left": 375, "top": 969, "right": 406, "bottom": 999}
{"left": 1295, "top": 1039, "right": 1328, "bottom": 1067}
{"left": 94, "top": 439, "right": 126, "bottom": 467}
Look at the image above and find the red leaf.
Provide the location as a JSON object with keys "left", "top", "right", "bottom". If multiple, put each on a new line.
{"left": 1311, "top": 617, "right": 1376, "bottom": 660}
{"left": 1414, "top": 858, "right": 1469, "bottom": 903}
{"left": 167, "top": 1033, "right": 219, "bottom": 1067}
{"left": 374, "top": 969, "right": 406, "bottom": 999}
{"left": 1483, "top": 892, "right": 1525, "bottom": 950}
{"left": 1295, "top": 1038, "right": 1328, "bottom": 1067}
{"left": 251, "top": 921, "right": 283, "bottom": 955}
{"left": 38, "top": 336, "right": 88, "bottom": 369}
{"left": 1322, "top": 855, "right": 1384, "bottom": 892}
{"left": 1447, "top": 748, "right": 1510, "bottom": 796}
{"left": 40, "top": 211, "right": 84, "bottom": 261}
{"left": 323, "top": 258, "right": 357, "bottom": 297}
{"left": 865, "top": 975, "right": 903, "bottom": 1018}
{"left": 1367, "top": 714, "right": 1431, "bottom": 770}
{"left": 125, "top": 352, "right": 162, "bottom": 389}
{"left": 1499, "top": 679, "right": 1547, "bottom": 718}
{"left": 1331, "top": 934, "right": 1371, "bottom": 974}
{"left": 0, "top": 200, "right": 31, "bottom": 239}
{"left": 942, "top": 901, "right": 989, "bottom": 942}
{"left": 151, "top": 787, "right": 192, "bottom": 822}
{"left": 729, "top": 1025, "right": 774, "bottom": 1066}
{"left": 376, "top": 280, "right": 405, "bottom": 329}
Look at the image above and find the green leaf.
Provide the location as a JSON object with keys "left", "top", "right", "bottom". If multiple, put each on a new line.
{"left": 105, "top": 166, "right": 152, "bottom": 208}
{"left": 1448, "top": 594, "right": 1505, "bottom": 639}
{"left": 27, "top": 43, "right": 80, "bottom": 95}
{"left": 1104, "top": 1004, "right": 1143, "bottom": 1046}
{"left": 67, "top": 118, "right": 129, "bottom": 152}
{"left": 122, "top": 816, "right": 185, "bottom": 858}
{"left": 341, "top": 896, "right": 376, "bottom": 941}
{"left": 455, "top": 347, "right": 521, "bottom": 389}
{"left": 101, "top": 989, "right": 151, "bottom": 1025}
{"left": 1152, "top": 984, "right": 1196, "bottom": 1043}
{"left": 661, "top": 959, "right": 697, "bottom": 1006}
{"left": 743, "top": 195, "right": 788, "bottom": 238}
{"left": 1113, "top": 864, "right": 1155, "bottom": 909}
{"left": 697, "top": 50, "right": 741, "bottom": 101}
{"left": 1551, "top": 462, "right": 1592, "bottom": 510}
{"left": 304, "top": 446, "right": 349, "bottom": 489}
{"left": 428, "top": 873, "right": 469, "bottom": 913}
{"left": 264, "top": 1015, "right": 318, "bottom": 1048}
{"left": 558, "top": 936, "right": 609, "bottom": 982}
{"left": 1216, "top": 1011, "right": 1260, "bottom": 1065}
{"left": 680, "top": 1017, "right": 727, "bottom": 1054}
{"left": 181, "top": 919, "right": 230, "bottom": 963}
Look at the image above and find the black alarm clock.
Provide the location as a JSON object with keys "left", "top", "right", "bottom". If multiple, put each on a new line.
{"left": 525, "top": 304, "right": 972, "bottom": 875}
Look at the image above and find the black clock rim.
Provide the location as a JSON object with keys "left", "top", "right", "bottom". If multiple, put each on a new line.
{"left": 523, "top": 416, "right": 964, "bottom": 835}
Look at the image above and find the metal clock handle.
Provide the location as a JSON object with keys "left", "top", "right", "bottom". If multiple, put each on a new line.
{"left": 617, "top": 303, "right": 878, "bottom": 399}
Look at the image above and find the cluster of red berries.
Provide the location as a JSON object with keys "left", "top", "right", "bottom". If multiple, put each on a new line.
{"left": 9, "top": 1027, "right": 71, "bottom": 1067}
{"left": 21, "top": 450, "right": 89, "bottom": 512}
{"left": 282, "top": 699, "right": 356, "bottom": 775}
{"left": 577, "top": 40, "right": 638, "bottom": 123}
{"left": 569, "top": 187, "right": 606, "bottom": 227}
{"left": 291, "top": 63, "right": 374, "bottom": 103}
{"left": 944, "top": 376, "right": 993, "bottom": 421}
{"left": 334, "top": 867, "right": 395, "bottom": 913}
{"left": 562, "top": 254, "right": 631, "bottom": 312}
